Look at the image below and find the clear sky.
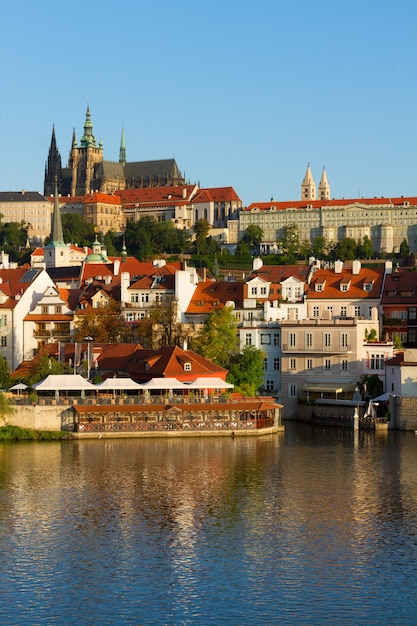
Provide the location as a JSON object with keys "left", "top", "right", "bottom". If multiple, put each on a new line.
{"left": 0, "top": 0, "right": 416, "bottom": 206}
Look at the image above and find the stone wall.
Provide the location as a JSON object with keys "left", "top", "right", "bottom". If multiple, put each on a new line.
{"left": 0, "top": 405, "right": 73, "bottom": 431}
{"left": 391, "top": 396, "right": 417, "bottom": 431}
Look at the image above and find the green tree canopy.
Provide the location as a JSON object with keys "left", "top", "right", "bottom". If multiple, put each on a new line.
{"left": 278, "top": 223, "right": 300, "bottom": 263}
{"left": 227, "top": 346, "right": 264, "bottom": 396}
{"left": 190, "top": 306, "right": 239, "bottom": 369}
{"left": 241, "top": 225, "right": 264, "bottom": 253}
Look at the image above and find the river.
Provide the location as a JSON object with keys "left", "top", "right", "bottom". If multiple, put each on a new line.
{"left": 1, "top": 423, "right": 417, "bottom": 624}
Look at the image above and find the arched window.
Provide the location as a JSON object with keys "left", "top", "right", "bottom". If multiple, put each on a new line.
{"left": 204, "top": 208, "right": 208, "bottom": 220}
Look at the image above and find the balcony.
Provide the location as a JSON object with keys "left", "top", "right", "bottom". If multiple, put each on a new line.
{"left": 282, "top": 344, "right": 351, "bottom": 354}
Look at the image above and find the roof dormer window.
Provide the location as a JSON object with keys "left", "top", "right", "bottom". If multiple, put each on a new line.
{"left": 363, "top": 281, "right": 374, "bottom": 292}
{"left": 184, "top": 362, "right": 192, "bottom": 371}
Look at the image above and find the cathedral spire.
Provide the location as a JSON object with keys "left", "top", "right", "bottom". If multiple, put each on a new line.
{"left": 119, "top": 124, "right": 126, "bottom": 167}
{"left": 80, "top": 103, "right": 97, "bottom": 148}
{"left": 44, "top": 124, "right": 63, "bottom": 197}
{"left": 51, "top": 178, "right": 65, "bottom": 245}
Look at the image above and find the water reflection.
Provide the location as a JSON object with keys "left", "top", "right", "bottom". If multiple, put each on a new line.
{"left": 1, "top": 427, "right": 417, "bottom": 623}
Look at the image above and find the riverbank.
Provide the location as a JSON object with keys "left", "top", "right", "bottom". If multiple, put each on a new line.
{"left": 0, "top": 425, "right": 71, "bottom": 441}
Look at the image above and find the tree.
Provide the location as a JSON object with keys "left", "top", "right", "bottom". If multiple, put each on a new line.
{"left": 227, "top": 346, "right": 264, "bottom": 396}
{"left": 148, "top": 296, "right": 187, "bottom": 348}
{"left": 242, "top": 225, "right": 264, "bottom": 253}
{"left": 0, "top": 355, "right": 10, "bottom": 389}
{"left": 278, "top": 223, "right": 300, "bottom": 263}
{"left": 194, "top": 219, "right": 219, "bottom": 255}
{"left": 74, "top": 298, "right": 127, "bottom": 343}
{"left": 23, "top": 348, "right": 70, "bottom": 386}
{"left": 331, "top": 237, "right": 357, "bottom": 261}
{"left": 190, "top": 306, "right": 239, "bottom": 369}
{"left": 400, "top": 238, "right": 410, "bottom": 259}
{"left": 61, "top": 213, "right": 95, "bottom": 246}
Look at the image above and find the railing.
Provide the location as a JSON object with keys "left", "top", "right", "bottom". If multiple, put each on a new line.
{"left": 282, "top": 344, "right": 351, "bottom": 352}
{"left": 77, "top": 417, "right": 275, "bottom": 433}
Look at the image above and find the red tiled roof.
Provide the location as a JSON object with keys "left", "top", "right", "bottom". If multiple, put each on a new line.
{"left": 244, "top": 196, "right": 417, "bottom": 212}
{"left": 308, "top": 267, "right": 384, "bottom": 300}
{"left": 82, "top": 193, "right": 122, "bottom": 205}
{"left": 186, "top": 280, "right": 244, "bottom": 315}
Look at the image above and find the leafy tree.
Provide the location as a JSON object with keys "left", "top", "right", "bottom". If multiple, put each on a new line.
{"left": 23, "top": 349, "right": 70, "bottom": 386}
{"left": 60, "top": 213, "right": 95, "bottom": 246}
{"left": 234, "top": 239, "right": 252, "bottom": 258}
{"left": 194, "top": 219, "right": 219, "bottom": 255}
{"left": 331, "top": 237, "right": 357, "bottom": 261}
{"left": 190, "top": 306, "right": 239, "bottom": 369}
{"left": 227, "top": 346, "right": 264, "bottom": 396}
{"left": 103, "top": 230, "right": 119, "bottom": 256}
{"left": 148, "top": 296, "right": 187, "bottom": 348}
{"left": 400, "top": 238, "right": 410, "bottom": 258}
{"left": 0, "top": 355, "right": 10, "bottom": 389}
{"left": 278, "top": 223, "right": 300, "bottom": 263}
{"left": 241, "top": 225, "right": 264, "bottom": 253}
{"left": 312, "top": 236, "right": 328, "bottom": 259}
{"left": 1, "top": 221, "right": 29, "bottom": 248}
{"left": 74, "top": 298, "right": 127, "bottom": 343}
{"left": 356, "top": 235, "right": 373, "bottom": 259}
{"left": 359, "top": 374, "right": 383, "bottom": 399}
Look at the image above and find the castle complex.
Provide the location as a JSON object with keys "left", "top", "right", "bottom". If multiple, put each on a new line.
{"left": 44, "top": 105, "right": 185, "bottom": 198}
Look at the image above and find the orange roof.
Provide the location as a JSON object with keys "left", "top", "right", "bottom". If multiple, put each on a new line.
{"left": 244, "top": 196, "right": 417, "bottom": 212}
{"left": 308, "top": 267, "right": 384, "bottom": 300}
{"left": 115, "top": 185, "right": 197, "bottom": 206}
{"left": 82, "top": 193, "right": 122, "bottom": 205}
{"left": 186, "top": 280, "right": 244, "bottom": 315}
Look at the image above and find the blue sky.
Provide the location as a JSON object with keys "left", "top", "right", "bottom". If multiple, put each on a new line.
{"left": 0, "top": 0, "right": 416, "bottom": 206}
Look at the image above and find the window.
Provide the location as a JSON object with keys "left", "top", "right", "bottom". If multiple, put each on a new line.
{"left": 184, "top": 362, "right": 192, "bottom": 371}
{"left": 261, "top": 334, "right": 271, "bottom": 345}
{"left": 370, "top": 354, "right": 383, "bottom": 370}
{"left": 327, "top": 306, "right": 333, "bottom": 317}
{"left": 141, "top": 294, "right": 149, "bottom": 303}
{"left": 313, "top": 306, "right": 320, "bottom": 318}
{"left": 273, "top": 333, "right": 280, "bottom": 346}
{"left": 341, "top": 359, "right": 348, "bottom": 371}
{"left": 354, "top": 306, "right": 361, "bottom": 317}
{"left": 266, "top": 380, "right": 275, "bottom": 391}
{"left": 289, "top": 333, "right": 296, "bottom": 347}
{"left": 305, "top": 332, "right": 313, "bottom": 347}
{"left": 251, "top": 286, "right": 257, "bottom": 296}
{"left": 290, "top": 358, "right": 296, "bottom": 370}
{"left": 409, "top": 307, "right": 417, "bottom": 320}
{"left": 1, "top": 336, "right": 6, "bottom": 347}
{"left": 260, "top": 286, "right": 267, "bottom": 295}
{"left": 324, "top": 333, "right": 331, "bottom": 347}
{"left": 289, "top": 384, "right": 297, "bottom": 398}
{"left": 306, "top": 358, "right": 313, "bottom": 370}
{"left": 55, "top": 305, "right": 62, "bottom": 314}
{"left": 42, "top": 305, "right": 48, "bottom": 314}
{"left": 340, "top": 306, "right": 347, "bottom": 317}
{"left": 273, "top": 358, "right": 280, "bottom": 370}
{"left": 324, "top": 358, "right": 331, "bottom": 370}
{"left": 263, "top": 358, "right": 268, "bottom": 370}
{"left": 245, "top": 334, "right": 252, "bottom": 346}
{"left": 341, "top": 333, "right": 348, "bottom": 348}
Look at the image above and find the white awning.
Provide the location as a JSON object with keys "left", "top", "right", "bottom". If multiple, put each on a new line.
{"left": 140, "top": 378, "right": 187, "bottom": 390}
{"left": 33, "top": 374, "right": 96, "bottom": 391}
{"left": 95, "top": 378, "right": 143, "bottom": 391}
{"left": 184, "top": 377, "right": 234, "bottom": 389}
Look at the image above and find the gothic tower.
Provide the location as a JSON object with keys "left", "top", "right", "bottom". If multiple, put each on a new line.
{"left": 69, "top": 104, "right": 103, "bottom": 196}
{"left": 44, "top": 125, "right": 63, "bottom": 197}
{"left": 301, "top": 164, "right": 316, "bottom": 201}
{"left": 318, "top": 167, "right": 331, "bottom": 200}
{"left": 44, "top": 179, "right": 69, "bottom": 268}
{"left": 119, "top": 124, "right": 126, "bottom": 168}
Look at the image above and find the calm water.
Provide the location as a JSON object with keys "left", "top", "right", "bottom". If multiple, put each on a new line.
{"left": 1, "top": 423, "right": 417, "bottom": 625}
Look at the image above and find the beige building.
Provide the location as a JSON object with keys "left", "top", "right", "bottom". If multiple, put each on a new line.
{"left": 0, "top": 191, "right": 51, "bottom": 243}
{"left": 240, "top": 165, "right": 417, "bottom": 254}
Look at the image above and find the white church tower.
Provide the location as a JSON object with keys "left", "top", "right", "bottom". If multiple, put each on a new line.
{"left": 318, "top": 167, "right": 331, "bottom": 200}
{"left": 301, "top": 164, "right": 316, "bottom": 200}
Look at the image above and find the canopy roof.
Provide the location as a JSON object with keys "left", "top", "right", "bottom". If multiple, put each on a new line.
{"left": 185, "top": 377, "right": 234, "bottom": 389}
{"left": 304, "top": 382, "right": 356, "bottom": 393}
{"left": 9, "top": 383, "right": 28, "bottom": 391}
{"left": 33, "top": 374, "right": 96, "bottom": 391}
{"left": 141, "top": 378, "right": 187, "bottom": 390}
{"left": 95, "top": 378, "right": 143, "bottom": 391}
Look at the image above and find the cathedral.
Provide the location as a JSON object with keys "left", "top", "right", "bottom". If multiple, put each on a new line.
{"left": 44, "top": 105, "right": 186, "bottom": 197}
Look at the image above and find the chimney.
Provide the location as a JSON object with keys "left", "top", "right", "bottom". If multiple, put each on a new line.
{"left": 352, "top": 259, "right": 361, "bottom": 275}
{"left": 114, "top": 259, "right": 120, "bottom": 276}
{"left": 334, "top": 260, "right": 343, "bottom": 274}
{"left": 182, "top": 188, "right": 187, "bottom": 199}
